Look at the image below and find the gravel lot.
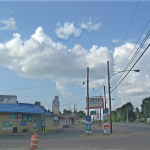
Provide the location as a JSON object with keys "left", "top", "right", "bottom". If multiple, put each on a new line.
{"left": 0, "top": 123, "right": 149, "bottom": 150}
{"left": 0, "top": 148, "right": 126, "bottom": 150}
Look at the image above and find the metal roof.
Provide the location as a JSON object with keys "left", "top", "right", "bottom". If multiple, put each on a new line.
{"left": 0, "top": 103, "right": 52, "bottom": 116}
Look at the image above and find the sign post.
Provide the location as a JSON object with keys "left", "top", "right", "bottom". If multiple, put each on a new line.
{"left": 85, "top": 115, "right": 92, "bottom": 134}
{"left": 85, "top": 97, "right": 104, "bottom": 134}
{"left": 103, "top": 108, "right": 110, "bottom": 134}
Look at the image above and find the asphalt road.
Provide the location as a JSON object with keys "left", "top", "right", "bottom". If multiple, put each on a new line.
{"left": 0, "top": 123, "right": 150, "bottom": 150}
{"left": 113, "top": 123, "right": 150, "bottom": 132}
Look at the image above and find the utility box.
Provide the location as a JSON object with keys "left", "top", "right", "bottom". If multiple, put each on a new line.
{"left": 147, "top": 118, "right": 150, "bottom": 123}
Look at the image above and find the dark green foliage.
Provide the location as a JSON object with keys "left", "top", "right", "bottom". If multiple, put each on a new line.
{"left": 141, "top": 97, "right": 150, "bottom": 119}
{"left": 77, "top": 111, "right": 86, "bottom": 118}
{"left": 112, "top": 102, "right": 136, "bottom": 122}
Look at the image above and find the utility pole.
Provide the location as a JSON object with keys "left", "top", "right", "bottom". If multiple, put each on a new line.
{"left": 100, "top": 108, "right": 101, "bottom": 126}
{"left": 104, "top": 85, "right": 106, "bottom": 108}
{"left": 74, "top": 103, "right": 75, "bottom": 113}
{"left": 107, "top": 61, "right": 112, "bottom": 134}
{"left": 126, "top": 108, "right": 129, "bottom": 123}
{"left": 87, "top": 67, "right": 90, "bottom": 115}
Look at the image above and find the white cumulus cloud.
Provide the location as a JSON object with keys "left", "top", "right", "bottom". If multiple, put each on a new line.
{"left": 0, "top": 26, "right": 112, "bottom": 95}
{"left": 80, "top": 18, "right": 101, "bottom": 32}
{"left": 0, "top": 26, "right": 150, "bottom": 109}
{"left": 0, "top": 18, "right": 17, "bottom": 30}
{"left": 112, "top": 42, "right": 150, "bottom": 108}
{"left": 55, "top": 22, "right": 82, "bottom": 40}
{"left": 55, "top": 19, "right": 101, "bottom": 40}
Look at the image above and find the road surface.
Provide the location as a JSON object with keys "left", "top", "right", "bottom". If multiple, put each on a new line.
{"left": 0, "top": 123, "right": 149, "bottom": 150}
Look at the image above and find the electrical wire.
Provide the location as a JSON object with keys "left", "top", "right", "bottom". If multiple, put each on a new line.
{"left": 111, "top": 20, "right": 150, "bottom": 87}
{"left": 115, "top": 0, "right": 141, "bottom": 59}
{"left": 54, "top": 86, "right": 104, "bottom": 107}
{"left": 111, "top": 44, "right": 150, "bottom": 92}
{"left": 0, "top": 80, "right": 84, "bottom": 92}
{"left": 111, "top": 30, "right": 150, "bottom": 89}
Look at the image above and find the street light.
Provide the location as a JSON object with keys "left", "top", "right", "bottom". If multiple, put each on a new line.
{"left": 110, "top": 69, "right": 140, "bottom": 77}
{"left": 107, "top": 61, "right": 140, "bottom": 134}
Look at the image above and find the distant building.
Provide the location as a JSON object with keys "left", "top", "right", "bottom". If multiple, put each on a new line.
{"left": 0, "top": 95, "right": 17, "bottom": 104}
{"left": 0, "top": 95, "right": 70, "bottom": 134}
{"left": 52, "top": 96, "right": 60, "bottom": 115}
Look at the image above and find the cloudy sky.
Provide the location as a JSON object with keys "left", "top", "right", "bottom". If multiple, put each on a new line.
{"left": 0, "top": 0, "right": 150, "bottom": 113}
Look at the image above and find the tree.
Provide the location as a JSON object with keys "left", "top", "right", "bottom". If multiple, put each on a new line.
{"left": 113, "top": 102, "right": 136, "bottom": 122}
{"left": 121, "top": 102, "right": 135, "bottom": 122}
{"left": 141, "top": 97, "right": 150, "bottom": 119}
{"left": 34, "top": 101, "right": 45, "bottom": 109}
{"left": 115, "top": 107, "right": 122, "bottom": 122}
{"left": 112, "top": 111, "right": 118, "bottom": 122}
{"left": 34, "top": 101, "right": 42, "bottom": 106}
{"left": 63, "top": 109, "right": 72, "bottom": 116}
{"left": 77, "top": 111, "right": 85, "bottom": 118}
{"left": 135, "top": 107, "right": 141, "bottom": 120}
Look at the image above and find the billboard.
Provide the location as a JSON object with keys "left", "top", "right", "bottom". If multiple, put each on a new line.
{"left": 0, "top": 95, "right": 17, "bottom": 104}
{"left": 86, "top": 96, "right": 104, "bottom": 109}
{"left": 52, "top": 96, "right": 60, "bottom": 115}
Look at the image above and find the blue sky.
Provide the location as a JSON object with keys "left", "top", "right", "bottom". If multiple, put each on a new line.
{"left": 0, "top": 1, "right": 150, "bottom": 113}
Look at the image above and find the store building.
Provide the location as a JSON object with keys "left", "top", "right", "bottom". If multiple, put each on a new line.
{"left": 0, "top": 102, "right": 53, "bottom": 133}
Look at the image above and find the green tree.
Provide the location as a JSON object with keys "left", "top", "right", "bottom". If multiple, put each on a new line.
{"left": 34, "top": 101, "right": 42, "bottom": 106}
{"left": 113, "top": 102, "right": 136, "bottom": 122}
{"left": 34, "top": 101, "right": 45, "bottom": 109}
{"left": 115, "top": 107, "right": 122, "bottom": 122}
{"left": 141, "top": 97, "right": 150, "bottom": 119}
{"left": 135, "top": 107, "right": 141, "bottom": 120}
{"left": 112, "top": 111, "right": 118, "bottom": 122}
{"left": 77, "top": 111, "right": 86, "bottom": 118}
{"left": 63, "top": 109, "right": 72, "bottom": 116}
{"left": 121, "top": 102, "right": 135, "bottom": 122}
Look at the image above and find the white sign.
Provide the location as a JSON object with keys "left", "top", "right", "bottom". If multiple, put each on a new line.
{"left": 86, "top": 97, "right": 104, "bottom": 109}
{"left": 54, "top": 116, "right": 58, "bottom": 121}
{"left": 103, "top": 124, "right": 110, "bottom": 134}
{"left": 0, "top": 95, "right": 17, "bottom": 104}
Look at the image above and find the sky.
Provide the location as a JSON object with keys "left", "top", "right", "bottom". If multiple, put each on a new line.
{"left": 0, "top": 0, "right": 150, "bottom": 114}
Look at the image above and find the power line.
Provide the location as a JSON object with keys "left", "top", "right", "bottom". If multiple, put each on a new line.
{"left": 54, "top": 86, "right": 104, "bottom": 107}
{"left": 18, "top": 92, "right": 85, "bottom": 99}
{"left": 111, "top": 20, "right": 150, "bottom": 87}
{"left": 115, "top": 0, "right": 141, "bottom": 59}
{"left": 111, "top": 30, "right": 150, "bottom": 89}
{"left": 111, "top": 44, "right": 150, "bottom": 92}
{"left": 0, "top": 81, "right": 83, "bottom": 92}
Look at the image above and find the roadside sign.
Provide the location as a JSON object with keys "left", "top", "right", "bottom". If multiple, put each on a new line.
{"left": 103, "top": 108, "right": 110, "bottom": 134}
{"left": 85, "top": 124, "right": 92, "bottom": 131}
{"left": 90, "top": 111, "right": 96, "bottom": 115}
{"left": 86, "top": 97, "right": 104, "bottom": 109}
{"left": 85, "top": 115, "right": 91, "bottom": 123}
{"left": 85, "top": 115, "right": 92, "bottom": 134}
{"left": 141, "top": 117, "right": 145, "bottom": 120}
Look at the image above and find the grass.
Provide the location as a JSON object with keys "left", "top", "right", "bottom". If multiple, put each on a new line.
{"left": 81, "top": 133, "right": 116, "bottom": 137}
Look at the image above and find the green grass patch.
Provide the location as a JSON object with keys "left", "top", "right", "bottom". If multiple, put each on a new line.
{"left": 81, "top": 133, "right": 116, "bottom": 137}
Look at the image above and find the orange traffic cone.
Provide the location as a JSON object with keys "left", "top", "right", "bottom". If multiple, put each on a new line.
{"left": 30, "top": 133, "right": 39, "bottom": 149}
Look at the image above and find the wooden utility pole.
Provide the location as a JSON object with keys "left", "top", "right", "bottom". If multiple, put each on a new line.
{"left": 107, "top": 61, "right": 112, "bottom": 134}
{"left": 87, "top": 67, "right": 90, "bottom": 115}
{"left": 104, "top": 85, "right": 106, "bottom": 108}
{"left": 74, "top": 103, "right": 75, "bottom": 113}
